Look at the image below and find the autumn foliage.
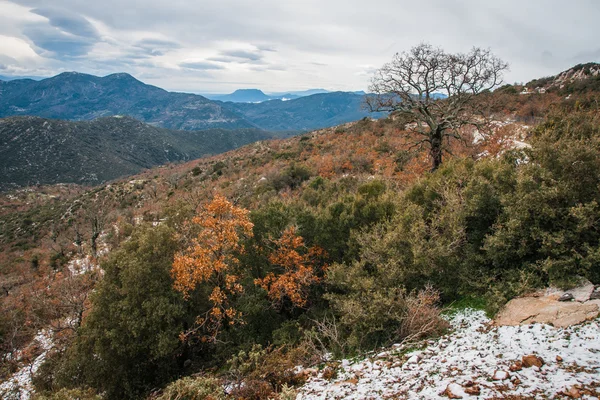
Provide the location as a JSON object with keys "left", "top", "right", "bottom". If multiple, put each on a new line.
{"left": 172, "top": 194, "right": 253, "bottom": 340}
{"left": 255, "top": 226, "right": 326, "bottom": 309}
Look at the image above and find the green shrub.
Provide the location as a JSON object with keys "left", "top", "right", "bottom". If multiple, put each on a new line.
{"left": 271, "top": 164, "right": 312, "bottom": 191}
{"left": 157, "top": 376, "right": 229, "bottom": 400}
{"left": 33, "top": 388, "right": 101, "bottom": 400}
{"left": 42, "top": 224, "right": 193, "bottom": 399}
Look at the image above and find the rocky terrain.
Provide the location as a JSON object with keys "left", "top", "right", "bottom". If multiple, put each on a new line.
{"left": 526, "top": 62, "right": 600, "bottom": 94}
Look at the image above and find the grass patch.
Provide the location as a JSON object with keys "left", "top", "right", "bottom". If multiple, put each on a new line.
{"left": 444, "top": 296, "right": 489, "bottom": 317}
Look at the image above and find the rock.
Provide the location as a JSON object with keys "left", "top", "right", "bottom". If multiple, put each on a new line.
{"left": 495, "top": 296, "right": 599, "bottom": 327}
{"left": 464, "top": 385, "right": 481, "bottom": 395}
{"left": 559, "top": 293, "right": 574, "bottom": 302}
{"left": 590, "top": 289, "right": 600, "bottom": 300}
{"left": 509, "top": 361, "right": 523, "bottom": 372}
{"left": 587, "top": 299, "right": 600, "bottom": 309}
{"left": 492, "top": 370, "right": 510, "bottom": 380}
{"left": 444, "top": 383, "right": 465, "bottom": 399}
{"left": 522, "top": 354, "right": 544, "bottom": 368}
{"left": 513, "top": 378, "right": 522, "bottom": 385}
{"left": 565, "top": 385, "right": 582, "bottom": 398}
{"left": 406, "top": 354, "right": 420, "bottom": 364}
{"left": 569, "top": 280, "right": 595, "bottom": 302}
{"left": 556, "top": 355, "right": 563, "bottom": 362}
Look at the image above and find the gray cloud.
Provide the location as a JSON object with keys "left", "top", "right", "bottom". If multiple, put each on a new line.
{"left": 180, "top": 60, "right": 225, "bottom": 70}
{"left": 31, "top": 7, "right": 99, "bottom": 38}
{"left": 221, "top": 50, "right": 262, "bottom": 61}
{"left": 21, "top": 7, "right": 99, "bottom": 58}
{"left": 23, "top": 24, "right": 97, "bottom": 57}
{"left": 133, "top": 38, "right": 180, "bottom": 56}
{"left": 1, "top": 0, "right": 599, "bottom": 92}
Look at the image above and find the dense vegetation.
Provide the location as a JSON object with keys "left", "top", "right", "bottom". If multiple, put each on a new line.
{"left": 1, "top": 76, "right": 599, "bottom": 399}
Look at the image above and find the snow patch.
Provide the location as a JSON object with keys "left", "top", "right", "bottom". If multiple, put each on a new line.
{"left": 0, "top": 330, "right": 54, "bottom": 400}
{"left": 297, "top": 309, "right": 600, "bottom": 399}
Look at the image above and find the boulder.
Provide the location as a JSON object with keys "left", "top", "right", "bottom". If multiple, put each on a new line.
{"left": 568, "top": 281, "right": 595, "bottom": 302}
{"left": 558, "top": 293, "right": 574, "bottom": 302}
{"left": 495, "top": 296, "right": 599, "bottom": 327}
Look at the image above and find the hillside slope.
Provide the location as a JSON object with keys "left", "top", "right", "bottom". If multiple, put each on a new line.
{"left": 526, "top": 62, "right": 600, "bottom": 94}
{"left": 0, "top": 116, "right": 270, "bottom": 189}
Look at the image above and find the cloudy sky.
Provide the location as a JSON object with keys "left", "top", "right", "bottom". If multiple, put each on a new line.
{"left": 0, "top": 0, "right": 598, "bottom": 93}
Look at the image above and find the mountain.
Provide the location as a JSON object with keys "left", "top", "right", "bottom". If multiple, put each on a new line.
{"left": 0, "top": 72, "right": 254, "bottom": 130}
{"left": 0, "top": 115, "right": 270, "bottom": 189}
{"left": 208, "top": 89, "right": 273, "bottom": 103}
{"left": 526, "top": 62, "right": 600, "bottom": 94}
{"left": 223, "top": 91, "right": 386, "bottom": 132}
{"left": 0, "top": 74, "right": 45, "bottom": 81}
{"left": 205, "top": 88, "right": 332, "bottom": 103}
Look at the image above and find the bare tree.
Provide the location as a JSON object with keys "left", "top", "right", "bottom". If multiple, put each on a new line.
{"left": 367, "top": 43, "right": 508, "bottom": 170}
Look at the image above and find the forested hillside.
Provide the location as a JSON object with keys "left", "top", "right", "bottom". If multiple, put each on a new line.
{"left": 0, "top": 116, "right": 271, "bottom": 189}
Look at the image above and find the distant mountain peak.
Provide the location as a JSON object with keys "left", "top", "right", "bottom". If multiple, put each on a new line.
{"left": 104, "top": 72, "right": 137, "bottom": 80}
{"left": 56, "top": 71, "right": 90, "bottom": 78}
{"left": 232, "top": 89, "right": 266, "bottom": 95}
{"left": 212, "top": 89, "right": 272, "bottom": 103}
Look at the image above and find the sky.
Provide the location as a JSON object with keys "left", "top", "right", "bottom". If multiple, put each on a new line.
{"left": 0, "top": 0, "right": 598, "bottom": 94}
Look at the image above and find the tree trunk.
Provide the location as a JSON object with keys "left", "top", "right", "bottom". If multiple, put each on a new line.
{"left": 430, "top": 127, "right": 443, "bottom": 171}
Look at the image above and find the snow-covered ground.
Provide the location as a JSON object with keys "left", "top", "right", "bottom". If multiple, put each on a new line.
{"left": 297, "top": 310, "right": 600, "bottom": 399}
{"left": 0, "top": 329, "right": 53, "bottom": 400}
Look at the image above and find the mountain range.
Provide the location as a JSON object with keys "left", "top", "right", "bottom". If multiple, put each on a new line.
{"left": 0, "top": 115, "right": 270, "bottom": 189}
{"left": 205, "top": 88, "right": 368, "bottom": 103}
{"left": 224, "top": 91, "right": 385, "bottom": 131}
{"left": 0, "top": 72, "right": 252, "bottom": 130}
{"left": 205, "top": 89, "right": 301, "bottom": 103}
{"left": 0, "top": 72, "right": 377, "bottom": 132}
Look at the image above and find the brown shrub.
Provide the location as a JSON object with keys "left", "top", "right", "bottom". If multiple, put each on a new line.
{"left": 398, "top": 285, "right": 449, "bottom": 343}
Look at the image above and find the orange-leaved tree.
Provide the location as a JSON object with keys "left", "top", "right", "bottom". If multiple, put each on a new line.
{"left": 255, "top": 226, "right": 326, "bottom": 309}
{"left": 172, "top": 194, "right": 253, "bottom": 341}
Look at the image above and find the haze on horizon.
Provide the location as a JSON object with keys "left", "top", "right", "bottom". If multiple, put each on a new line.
{"left": 0, "top": 0, "right": 598, "bottom": 94}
